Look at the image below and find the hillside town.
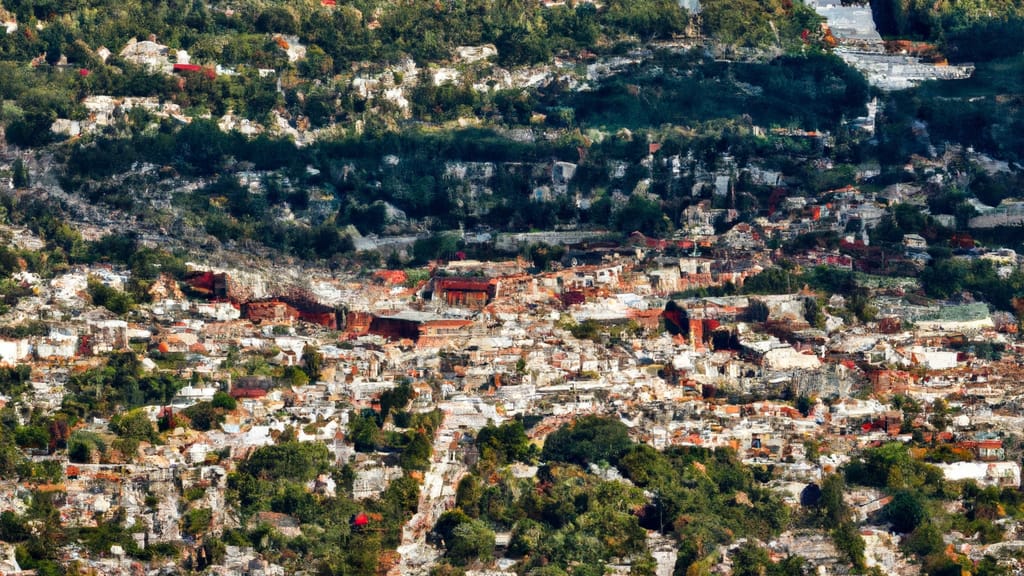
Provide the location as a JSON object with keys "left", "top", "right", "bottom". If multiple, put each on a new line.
{"left": 2, "top": 0, "right": 1024, "bottom": 573}
{"left": 3, "top": 66, "right": 1024, "bottom": 570}
{"left": 2, "top": 150, "right": 1024, "bottom": 573}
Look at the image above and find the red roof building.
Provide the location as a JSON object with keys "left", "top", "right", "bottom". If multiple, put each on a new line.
{"left": 434, "top": 277, "right": 496, "bottom": 308}
{"left": 244, "top": 300, "right": 299, "bottom": 324}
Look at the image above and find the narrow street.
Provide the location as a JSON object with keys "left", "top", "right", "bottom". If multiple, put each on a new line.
{"left": 648, "top": 531, "right": 679, "bottom": 576}
{"left": 391, "top": 412, "right": 468, "bottom": 575}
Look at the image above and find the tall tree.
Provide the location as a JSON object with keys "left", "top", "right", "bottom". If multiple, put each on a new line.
{"left": 302, "top": 343, "right": 323, "bottom": 383}
{"left": 12, "top": 159, "right": 29, "bottom": 189}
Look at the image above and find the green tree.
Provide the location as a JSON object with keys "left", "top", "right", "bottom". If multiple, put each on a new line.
{"left": 400, "top": 430, "right": 433, "bottom": 471}
{"left": 447, "top": 518, "right": 495, "bottom": 565}
{"left": 456, "top": 475, "right": 484, "bottom": 517}
{"left": 819, "top": 474, "right": 850, "bottom": 530}
{"left": 528, "top": 243, "right": 566, "bottom": 271}
{"left": 182, "top": 402, "right": 219, "bottom": 432}
{"left": 795, "top": 395, "right": 813, "bottom": 417}
{"left": 302, "top": 344, "right": 323, "bottom": 383}
{"left": 349, "top": 410, "right": 383, "bottom": 452}
{"left": 87, "top": 278, "right": 136, "bottom": 314}
{"left": 256, "top": 6, "right": 299, "bottom": 34}
{"left": 67, "top": 431, "right": 105, "bottom": 464}
{"left": 12, "top": 159, "right": 29, "bottom": 188}
{"left": 239, "top": 441, "right": 331, "bottom": 482}
{"left": 603, "top": 0, "right": 687, "bottom": 40}
{"left": 435, "top": 509, "right": 472, "bottom": 544}
{"left": 183, "top": 508, "right": 212, "bottom": 537}
{"left": 902, "top": 522, "right": 944, "bottom": 557}
{"left": 412, "top": 233, "right": 461, "bottom": 264}
{"left": 212, "top": 390, "right": 237, "bottom": 411}
{"left": 743, "top": 268, "right": 798, "bottom": 295}
{"left": 803, "top": 297, "right": 825, "bottom": 328}
{"left": 541, "top": 415, "right": 633, "bottom": 466}
{"left": 832, "top": 522, "right": 866, "bottom": 570}
{"left": 883, "top": 490, "right": 927, "bottom": 533}
{"left": 11, "top": 420, "right": 46, "bottom": 451}
{"left": 379, "top": 381, "right": 413, "bottom": 422}
{"left": 615, "top": 194, "right": 671, "bottom": 237}
{"left": 0, "top": 438, "right": 28, "bottom": 478}
{"left": 508, "top": 518, "right": 546, "bottom": 557}
{"left": 476, "top": 419, "right": 534, "bottom": 465}
{"left": 109, "top": 410, "right": 155, "bottom": 443}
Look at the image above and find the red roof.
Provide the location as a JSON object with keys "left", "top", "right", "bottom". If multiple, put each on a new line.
{"left": 173, "top": 63, "right": 203, "bottom": 72}
{"left": 436, "top": 278, "right": 494, "bottom": 291}
{"left": 353, "top": 512, "right": 369, "bottom": 526}
{"left": 374, "top": 270, "right": 409, "bottom": 285}
{"left": 230, "top": 388, "right": 268, "bottom": 399}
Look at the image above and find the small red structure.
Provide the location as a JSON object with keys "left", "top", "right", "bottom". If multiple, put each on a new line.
{"left": 244, "top": 300, "right": 300, "bottom": 324}
{"left": 230, "top": 387, "right": 268, "bottom": 400}
{"left": 78, "top": 68, "right": 90, "bottom": 77}
{"left": 435, "top": 277, "right": 496, "bottom": 308}
{"left": 561, "top": 290, "right": 585, "bottom": 307}
{"left": 374, "top": 270, "right": 408, "bottom": 285}
{"left": 352, "top": 512, "right": 370, "bottom": 528}
{"left": 173, "top": 63, "right": 203, "bottom": 73}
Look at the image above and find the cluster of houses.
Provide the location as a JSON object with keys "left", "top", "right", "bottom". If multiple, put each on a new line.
{"left": 1, "top": 201, "right": 1024, "bottom": 573}
{"left": 4, "top": 118, "right": 1024, "bottom": 576}
{"left": 1, "top": 2, "right": 1020, "bottom": 574}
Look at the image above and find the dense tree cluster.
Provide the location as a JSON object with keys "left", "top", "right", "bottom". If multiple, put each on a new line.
{"left": 540, "top": 415, "right": 633, "bottom": 466}
{"left": 63, "top": 352, "right": 187, "bottom": 417}
{"left": 219, "top": 437, "right": 422, "bottom": 574}
{"left": 872, "top": 0, "right": 1024, "bottom": 58}
{"left": 838, "top": 441, "right": 1016, "bottom": 576}
{"left": 701, "top": 0, "right": 822, "bottom": 50}
{"left": 445, "top": 463, "right": 655, "bottom": 573}
{"left": 431, "top": 416, "right": 794, "bottom": 574}
{"left": 475, "top": 418, "right": 537, "bottom": 469}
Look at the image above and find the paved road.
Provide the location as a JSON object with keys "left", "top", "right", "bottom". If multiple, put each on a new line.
{"left": 391, "top": 414, "right": 468, "bottom": 576}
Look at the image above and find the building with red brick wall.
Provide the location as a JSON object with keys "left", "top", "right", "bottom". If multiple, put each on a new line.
{"left": 243, "top": 300, "right": 299, "bottom": 324}
{"left": 434, "top": 277, "right": 496, "bottom": 308}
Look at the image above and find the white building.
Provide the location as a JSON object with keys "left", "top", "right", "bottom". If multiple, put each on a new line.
{"left": 0, "top": 339, "right": 30, "bottom": 365}
{"left": 937, "top": 461, "right": 1021, "bottom": 488}
{"left": 170, "top": 385, "right": 218, "bottom": 408}
{"left": 908, "top": 347, "right": 959, "bottom": 370}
